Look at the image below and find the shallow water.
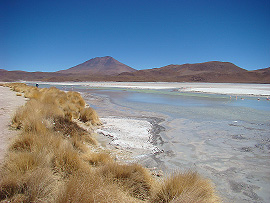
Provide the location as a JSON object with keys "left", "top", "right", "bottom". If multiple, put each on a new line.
{"left": 85, "top": 88, "right": 270, "bottom": 123}
{"left": 80, "top": 87, "right": 270, "bottom": 203}
{"left": 29, "top": 83, "right": 270, "bottom": 203}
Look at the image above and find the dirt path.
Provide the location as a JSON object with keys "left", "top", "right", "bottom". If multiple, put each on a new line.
{"left": 0, "top": 86, "right": 27, "bottom": 164}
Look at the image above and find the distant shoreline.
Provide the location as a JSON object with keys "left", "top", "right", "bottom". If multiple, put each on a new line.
{"left": 24, "top": 81, "right": 270, "bottom": 97}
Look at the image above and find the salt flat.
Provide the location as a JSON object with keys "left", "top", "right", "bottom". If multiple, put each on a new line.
{"left": 28, "top": 81, "right": 270, "bottom": 96}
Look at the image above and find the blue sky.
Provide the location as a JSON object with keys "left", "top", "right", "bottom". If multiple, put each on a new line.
{"left": 1, "top": 0, "right": 269, "bottom": 72}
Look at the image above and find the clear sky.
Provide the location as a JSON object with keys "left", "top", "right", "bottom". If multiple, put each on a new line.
{"left": 1, "top": 0, "right": 269, "bottom": 72}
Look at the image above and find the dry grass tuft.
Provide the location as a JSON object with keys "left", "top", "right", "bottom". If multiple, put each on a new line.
{"left": 50, "top": 140, "right": 87, "bottom": 178}
{"left": 151, "top": 171, "right": 220, "bottom": 203}
{"left": 0, "top": 168, "right": 63, "bottom": 202}
{"left": 11, "top": 100, "right": 63, "bottom": 132}
{"left": 21, "top": 168, "right": 64, "bottom": 202}
{"left": 81, "top": 152, "right": 113, "bottom": 166}
{"left": 99, "top": 162, "right": 153, "bottom": 200}
{"left": 80, "top": 107, "right": 102, "bottom": 125}
{"left": 24, "top": 88, "right": 41, "bottom": 99}
{"left": 67, "top": 91, "right": 86, "bottom": 109}
{"left": 69, "top": 137, "right": 89, "bottom": 153}
{"left": 57, "top": 171, "right": 140, "bottom": 203}
{"left": 9, "top": 133, "right": 35, "bottom": 152}
{"left": 1, "top": 151, "right": 51, "bottom": 177}
{"left": 0, "top": 175, "right": 22, "bottom": 201}
{"left": 53, "top": 116, "right": 97, "bottom": 146}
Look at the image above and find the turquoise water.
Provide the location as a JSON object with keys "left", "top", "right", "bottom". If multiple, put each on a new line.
{"left": 81, "top": 88, "right": 270, "bottom": 124}
{"left": 32, "top": 82, "right": 270, "bottom": 123}
{"left": 28, "top": 82, "right": 270, "bottom": 124}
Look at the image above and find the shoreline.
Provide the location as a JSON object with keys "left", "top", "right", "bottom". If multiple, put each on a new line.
{"left": 24, "top": 81, "right": 270, "bottom": 96}
{"left": 95, "top": 116, "right": 166, "bottom": 168}
{"left": 79, "top": 85, "right": 270, "bottom": 203}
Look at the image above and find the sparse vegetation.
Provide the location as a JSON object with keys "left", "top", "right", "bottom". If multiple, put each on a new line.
{"left": 151, "top": 171, "right": 220, "bottom": 203}
{"left": 0, "top": 83, "right": 220, "bottom": 202}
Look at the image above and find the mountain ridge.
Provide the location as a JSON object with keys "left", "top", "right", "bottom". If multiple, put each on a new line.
{"left": 0, "top": 57, "right": 269, "bottom": 83}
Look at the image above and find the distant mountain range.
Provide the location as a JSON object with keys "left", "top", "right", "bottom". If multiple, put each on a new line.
{"left": 0, "top": 56, "right": 269, "bottom": 83}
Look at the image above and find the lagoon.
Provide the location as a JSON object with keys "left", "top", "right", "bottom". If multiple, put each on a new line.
{"left": 28, "top": 82, "right": 270, "bottom": 203}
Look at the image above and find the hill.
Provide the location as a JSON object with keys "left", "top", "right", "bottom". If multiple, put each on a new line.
{"left": 57, "top": 56, "right": 135, "bottom": 75}
{"left": 0, "top": 69, "right": 57, "bottom": 82}
{"left": 0, "top": 59, "right": 269, "bottom": 83}
{"left": 116, "top": 61, "right": 267, "bottom": 83}
{"left": 252, "top": 67, "right": 270, "bottom": 74}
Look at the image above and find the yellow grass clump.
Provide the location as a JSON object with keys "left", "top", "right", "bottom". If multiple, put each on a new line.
{"left": 57, "top": 171, "right": 140, "bottom": 203}
{"left": 99, "top": 162, "right": 154, "bottom": 201}
{"left": 80, "top": 107, "right": 102, "bottom": 125}
{"left": 0, "top": 83, "right": 221, "bottom": 203}
{"left": 151, "top": 171, "right": 220, "bottom": 203}
{"left": 53, "top": 116, "right": 98, "bottom": 146}
{"left": 81, "top": 151, "right": 113, "bottom": 166}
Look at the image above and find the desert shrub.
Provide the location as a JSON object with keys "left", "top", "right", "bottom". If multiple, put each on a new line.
{"left": 0, "top": 168, "right": 63, "bottom": 202}
{"left": 62, "top": 101, "right": 81, "bottom": 120}
{"left": 67, "top": 91, "right": 86, "bottom": 110}
{"left": 54, "top": 116, "right": 88, "bottom": 137}
{"left": 1, "top": 151, "right": 52, "bottom": 178}
{"left": 11, "top": 99, "right": 67, "bottom": 134}
{"left": 11, "top": 107, "right": 24, "bottom": 129}
{"left": 80, "top": 107, "right": 101, "bottom": 125}
{"left": 21, "top": 113, "right": 47, "bottom": 134}
{"left": 24, "top": 87, "right": 41, "bottom": 99}
{"left": 4, "top": 83, "right": 28, "bottom": 93}
{"left": 99, "top": 162, "right": 153, "bottom": 200}
{"left": 57, "top": 171, "right": 139, "bottom": 203}
{"left": 0, "top": 174, "right": 22, "bottom": 201}
{"left": 81, "top": 152, "right": 113, "bottom": 166}
{"left": 53, "top": 116, "right": 97, "bottom": 146}
{"left": 7, "top": 83, "right": 100, "bottom": 123}
{"left": 12, "top": 103, "right": 47, "bottom": 133}
{"left": 50, "top": 139, "right": 87, "bottom": 178}
{"left": 21, "top": 168, "right": 63, "bottom": 203}
{"left": 69, "top": 137, "right": 89, "bottom": 153}
{"left": 39, "top": 87, "right": 66, "bottom": 107}
{"left": 151, "top": 171, "right": 220, "bottom": 203}
{"left": 9, "top": 132, "right": 58, "bottom": 154}
{"left": 9, "top": 133, "right": 35, "bottom": 152}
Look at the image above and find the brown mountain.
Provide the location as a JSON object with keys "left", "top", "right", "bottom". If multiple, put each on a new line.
{"left": 0, "top": 59, "right": 269, "bottom": 83}
{"left": 116, "top": 61, "right": 254, "bottom": 82}
{"left": 0, "top": 69, "right": 58, "bottom": 82}
{"left": 252, "top": 67, "right": 270, "bottom": 74}
{"left": 57, "top": 56, "right": 135, "bottom": 75}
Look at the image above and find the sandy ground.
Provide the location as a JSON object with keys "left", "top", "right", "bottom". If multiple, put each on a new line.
{"left": 0, "top": 86, "right": 27, "bottom": 164}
